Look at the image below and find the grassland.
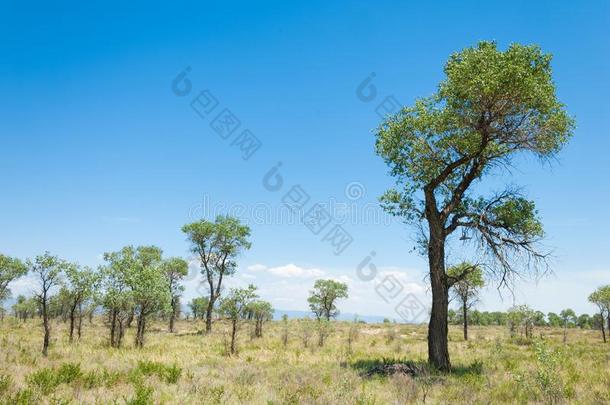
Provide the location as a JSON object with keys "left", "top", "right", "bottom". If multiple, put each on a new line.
{"left": 1, "top": 318, "right": 609, "bottom": 404}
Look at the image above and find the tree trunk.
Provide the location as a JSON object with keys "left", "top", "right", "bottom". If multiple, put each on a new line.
{"left": 230, "top": 319, "right": 237, "bottom": 354}
{"left": 77, "top": 303, "right": 83, "bottom": 339}
{"left": 42, "top": 296, "right": 50, "bottom": 357}
{"left": 135, "top": 314, "right": 146, "bottom": 348}
{"left": 427, "top": 227, "right": 451, "bottom": 371}
{"left": 169, "top": 298, "right": 177, "bottom": 333}
{"left": 205, "top": 298, "right": 214, "bottom": 333}
{"left": 126, "top": 309, "right": 134, "bottom": 328}
{"left": 462, "top": 301, "right": 468, "bottom": 341}
{"left": 602, "top": 311, "right": 607, "bottom": 343}
{"left": 69, "top": 302, "right": 77, "bottom": 343}
{"left": 110, "top": 310, "right": 117, "bottom": 347}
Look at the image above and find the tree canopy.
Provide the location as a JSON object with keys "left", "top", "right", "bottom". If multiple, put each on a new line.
{"left": 308, "top": 279, "right": 349, "bottom": 321}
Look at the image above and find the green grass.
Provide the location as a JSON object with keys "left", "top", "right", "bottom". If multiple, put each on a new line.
{"left": 0, "top": 317, "right": 609, "bottom": 403}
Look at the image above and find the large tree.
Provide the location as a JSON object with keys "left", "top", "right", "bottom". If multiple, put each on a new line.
{"left": 447, "top": 262, "right": 484, "bottom": 341}
{"left": 182, "top": 215, "right": 251, "bottom": 333}
{"left": 162, "top": 257, "right": 188, "bottom": 332}
{"left": 0, "top": 253, "right": 27, "bottom": 304}
{"left": 28, "top": 252, "right": 67, "bottom": 356}
{"left": 376, "top": 41, "right": 574, "bottom": 370}
{"left": 307, "top": 279, "right": 348, "bottom": 321}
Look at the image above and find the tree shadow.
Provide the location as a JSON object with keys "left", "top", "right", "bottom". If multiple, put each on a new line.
{"left": 351, "top": 357, "right": 483, "bottom": 378}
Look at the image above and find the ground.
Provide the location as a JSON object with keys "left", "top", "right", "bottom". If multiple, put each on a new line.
{"left": 1, "top": 318, "right": 609, "bottom": 404}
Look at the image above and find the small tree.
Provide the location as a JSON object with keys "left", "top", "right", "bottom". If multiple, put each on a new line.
{"left": 248, "top": 300, "right": 274, "bottom": 338}
{"left": 547, "top": 312, "right": 562, "bottom": 328}
{"left": 307, "top": 279, "right": 349, "bottom": 321}
{"left": 218, "top": 284, "right": 258, "bottom": 354}
{"left": 507, "top": 305, "right": 535, "bottom": 339}
{"left": 559, "top": 308, "right": 576, "bottom": 343}
{"left": 577, "top": 314, "right": 591, "bottom": 329}
{"left": 162, "top": 257, "right": 188, "bottom": 332}
{"left": 447, "top": 262, "right": 484, "bottom": 340}
{"left": 182, "top": 215, "right": 251, "bottom": 333}
{"left": 64, "top": 264, "right": 99, "bottom": 342}
{"left": 100, "top": 248, "right": 135, "bottom": 348}
{"left": 588, "top": 286, "right": 610, "bottom": 343}
{"left": 0, "top": 254, "right": 27, "bottom": 305}
{"left": 125, "top": 246, "right": 170, "bottom": 348}
{"left": 28, "top": 252, "right": 67, "bottom": 356}
{"left": 189, "top": 297, "right": 209, "bottom": 320}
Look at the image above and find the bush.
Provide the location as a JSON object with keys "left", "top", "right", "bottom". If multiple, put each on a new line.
{"left": 26, "top": 363, "right": 82, "bottom": 395}
{"left": 135, "top": 361, "right": 182, "bottom": 384}
{"left": 27, "top": 368, "right": 58, "bottom": 395}
{"left": 126, "top": 384, "right": 154, "bottom": 405}
{"left": 0, "top": 374, "right": 12, "bottom": 395}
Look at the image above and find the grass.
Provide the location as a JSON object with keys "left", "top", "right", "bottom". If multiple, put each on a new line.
{"left": 0, "top": 317, "right": 609, "bottom": 403}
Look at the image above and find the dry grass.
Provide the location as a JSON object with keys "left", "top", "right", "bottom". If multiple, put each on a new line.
{"left": 1, "top": 317, "right": 609, "bottom": 404}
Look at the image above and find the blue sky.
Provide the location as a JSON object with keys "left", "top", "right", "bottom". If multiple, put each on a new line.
{"left": 1, "top": 0, "right": 609, "bottom": 318}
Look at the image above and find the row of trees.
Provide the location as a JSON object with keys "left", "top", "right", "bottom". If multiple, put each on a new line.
{"left": 445, "top": 262, "right": 610, "bottom": 343}
{"left": 0, "top": 216, "right": 274, "bottom": 356}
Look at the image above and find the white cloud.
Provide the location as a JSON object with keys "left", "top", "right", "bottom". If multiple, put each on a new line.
{"left": 247, "top": 263, "right": 325, "bottom": 278}
{"left": 247, "top": 264, "right": 268, "bottom": 272}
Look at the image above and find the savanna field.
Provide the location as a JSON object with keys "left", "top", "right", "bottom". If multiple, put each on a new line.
{"left": 1, "top": 318, "right": 609, "bottom": 404}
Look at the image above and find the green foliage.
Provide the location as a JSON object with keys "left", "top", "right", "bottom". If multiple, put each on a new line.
{"left": 126, "top": 383, "right": 154, "bottom": 405}
{"left": 533, "top": 340, "right": 569, "bottom": 403}
{"left": 375, "top": 40, "right": 573, "bottom": 274}
{"left": 0, "top": 254, "right": 27, "bottom": 302}
{"left": 0, "top": 374, "right": 12, "bottom": 395}
{"left": 135, "top": 361, "right": 182, "bottom": 384}
{"left": 27, "top": 363, "right": 82, "bottom": 395}
{"left": 219, "top": 285, "right": 259, "bottom": 321}
{"left": 182, "top": 216, "right": 252, "bottom": 279}
{"left": 189, "top": 296, "right": 209, "bottom": 319}
{"left": 307, "top": 279, "right": 349, "bottom": 320}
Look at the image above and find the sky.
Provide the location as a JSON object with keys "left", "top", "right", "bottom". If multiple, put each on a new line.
{"left": 1, "top": 0, "right": 609, "bottom": 320}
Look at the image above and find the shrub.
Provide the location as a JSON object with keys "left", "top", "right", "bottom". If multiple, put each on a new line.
{"left": 0, "top": 374, "right": 12, "bottom": 395}
{"left": 135, "top": 361, "right": 182, "bottom": 384}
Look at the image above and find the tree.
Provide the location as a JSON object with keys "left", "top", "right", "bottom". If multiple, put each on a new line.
{"left": 218, "top": 284, "right": 258, "bottom": 354}
{"left": 559, "top": 308, "right": 576, "bottom": 342}
{"left": 125, "top": 246, "right": 170, "bottom": 348}
{"left": 162, "top": 257, "right": 188, "bottom": 332}
{"left": 375, "top": 41, "right": 574, "bottom": 370}
{"left": 447, "top": 262, "right": 484, "bottom": 340}
{"left": 27, "top": 252, "right": 67, "bottom": 356}
{"left": 100, "top": 248, "right": 135, "bottom": 348}
{"left": 248, "top": 300, "right": 274, "bottom": 338}
{"left": 577, "top": 314, "right": 591, "bottom": 329}
{"left": 12, "top": 295, "right": 38, "bottom": 321}
{"left": 307, "top": 279, "right": 349, "bottom": 321}
{"left": 64, "top": 264, "right": 99, "bottom": 342}
{"left": 547, "top": 312, "right": 562, "bottom": 328}
{"left": 507, "top": 305, "right": 535, "bottom": 339}
{"left": 189, "top": 297, "right": 209, "bottom": 320}
{"left": 0, "top": 253, "right": 27, "bottom": 304}
{"left": 588, "top": 286, "right": 610, "bottom": 343}
{"left": 182, "top": 215, "right": 252, "bottom": 333}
